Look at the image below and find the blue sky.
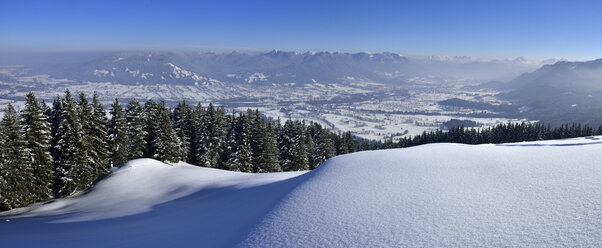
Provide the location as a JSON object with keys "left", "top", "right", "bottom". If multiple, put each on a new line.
{"left": 1, "top": 0, "right": 601, "bottom": 60}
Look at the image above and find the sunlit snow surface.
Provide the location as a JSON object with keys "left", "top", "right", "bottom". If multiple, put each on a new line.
{"left": 2, "top": 137, "right": 602, "bottom": 247}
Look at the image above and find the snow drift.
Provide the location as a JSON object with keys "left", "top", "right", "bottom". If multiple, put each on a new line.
{"left": 1, "top": 137, "right": 602, "bottom": 247}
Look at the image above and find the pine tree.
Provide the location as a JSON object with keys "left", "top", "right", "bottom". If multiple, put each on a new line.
{"left": 172, "top": 101, "right": 193, "bottom": 162}
{"left": 54, "top": 90, "right": 90, "bottom": 196}
{"left": 0, "top": 104, "right": 34, "bottom": 209}
{"left": 89, "top": 93, "right": 110, "bottom": 179}
{"left": 143, "top": 99, "right": 159, "bottom": 158}
{"left": 314, "top": 124, "right": 336, "bottom": 167}
{"left": 190, "top": 103, "right": 205, "bottom": 165}
{"left": 152, "top": 102, "right": 181, "bottom": 163}
{"left": 305, "top": 133, "right": 317, "bottom": 169}
{"left": 108, "top": 98, "right": 128, "bottom": 167}
{"left": 257, "top": 122, "right": 281, "bottom": 172}
{"left": 250, "top": 109, "right": 267, "bottom": 171}
{"left": 21, "top": 92, "right": 54, "bottom": 200}
{"left": 279, "top": 120, "right": 309, "bottom": 171}
{"left": 196, "top": 103, "right": 226, "bottom": 168}
{"left": 77, "top": 92, "right": 96, "bottom": 186}
{"left": 225, "top": 112, "right": 253, "bottom": 171}
{"left": 125, "top": 98, "right": 147, "bottom": 160}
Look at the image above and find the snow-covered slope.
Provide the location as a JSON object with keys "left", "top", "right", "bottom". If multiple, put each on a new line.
{"left": 2, "top": 138, "right": 602, "bottom": 247}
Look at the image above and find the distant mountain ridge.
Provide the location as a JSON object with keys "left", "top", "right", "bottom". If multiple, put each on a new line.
{"left": 491, "top": 58, "right": 602, "bottom": 125}
{"left": 12, "top": 50, "right": 546, "bottom": 87}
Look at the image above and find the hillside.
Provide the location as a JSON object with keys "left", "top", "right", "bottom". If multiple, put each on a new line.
{"left": 494, "top": 59, "right": 602, "bottom": 125}
{"left": 2, "top": 137, "right": 601, "bottom": 247}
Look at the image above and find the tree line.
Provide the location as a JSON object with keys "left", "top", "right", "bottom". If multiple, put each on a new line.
{"left": 0, "top": 90, "right": 355, "bottom": 211}
{"left": 375, "top": 122, "right": 602, "bottom": 149}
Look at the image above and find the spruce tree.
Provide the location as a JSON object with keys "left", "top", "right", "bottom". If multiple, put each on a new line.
{"left": 77, "top": 92, "right": 95, "bottom": 185}
{"left": 279, "top": 120, "right": 309, "bottom": 171}
{"left": 196, "top": 103, "right": 226, "bottom": 168}
{"left": 152, "top": 102, "right": 181, "bottom": 163}
{"left": 0, "top": 104, "right": 34, "bottom": 209}
{"left": 314, "top": 124, "right": 336, "bottom": 167}
{"left": 190, "top": 103, "right": 205, "bottom": 165}
{"left": 108, "top": 98, "right": 128, "bottom": 166}
{"left": 143, "top": 99, "right": 159, "bottom": 158}
{"left": 54, "top": 90, "right": 90, "bottom": 196}
{"left": 89, "top": 93, "right": 110, "bottom": 179}
{"left": 225, "top": 112, "right": 253, "bottom": 171}
{"left": 125, "top": 98, "right": 147, "bottom": 160}
{"left": 172, "top": 101, "right": 193, "bottom": 162}
{"left": 21, "top": 92, "right": 54, "bottom": 200}
{"left": 257, "top": 122, "right": 281, "bottom": 172}
{"left": 250, "top": 109, "right": 267, "bottom": 171}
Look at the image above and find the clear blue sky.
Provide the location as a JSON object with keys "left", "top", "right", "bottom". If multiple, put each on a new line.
{"left": 1, "top": 0, "right": 601, "bottom": 60}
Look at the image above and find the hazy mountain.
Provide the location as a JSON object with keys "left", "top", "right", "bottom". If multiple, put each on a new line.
{"left": 492, "top": 59, "right": 602, "bottom": 125}
{"left": 6, "top": 50, "right": 545, "bottom": 87}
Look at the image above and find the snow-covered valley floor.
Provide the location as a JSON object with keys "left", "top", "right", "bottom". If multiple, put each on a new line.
{"left": 1, "top": 137, "right": 601, "bottom": 247}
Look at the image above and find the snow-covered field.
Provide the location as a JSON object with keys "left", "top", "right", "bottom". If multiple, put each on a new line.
{"left": 2, "top": 137, "right": 601, "bottom": 247}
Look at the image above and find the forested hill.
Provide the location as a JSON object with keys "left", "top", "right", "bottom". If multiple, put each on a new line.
{"left": 0, "top": 90, "right": 355, "bottom": 211}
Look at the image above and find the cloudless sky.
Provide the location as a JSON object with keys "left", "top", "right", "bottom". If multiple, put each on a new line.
{"left": 1, "top": 0, "right": 602, "bottom": 60}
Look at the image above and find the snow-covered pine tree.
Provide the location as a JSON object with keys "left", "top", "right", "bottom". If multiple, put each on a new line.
{"left": 305, "top": 132, "right": 317, "bottom": 170}
{"left": 343, "top": 131, "right": 356, "bottom": 153}
{"left": 54, "top": 90, "right": 91, "bottom": 196}
{"left": 313, "top": 123, "right": 335, "bottom": 168}
{"left": 172, "top": 101, "right": 193, "bottom": 162}
{"left": 224, "top": 112, "right": 240, "bottom": 170}
{"left": 21, "top": 92, "right": 54, "bottom": 200}
{"left": 250, "top": 109, "right": 266, "bottom": 172}
{"left": 152, "top": 101, "right": 181, "bottom": 163}
{"left": 213, "top": 106, "right": 228, "bottom": 168}
{"left": 49, "top": 96, "right": 62, "bottom": 163}
{"left": 125, "top": 98, "right": 147, "bottom": 160}
{"left": 143, "top": 99, "right": 159, "bottom": 158}
{"left": 257, "top": 121, "right": 281, "bottom": 172}
{"left": 225, "top": 112, "right": 253, "bottom": 171}
{"left": 279, "top": 119, "right": 309, "bottom": 171}
{"left": 335, "top": 132, "right": 348, "bottom": 155}
{"left": 196, "top": 103, "right": 226, "bottom": 168}
{"left": 108, "top": 98, "right": 128, "bottom": 167}
{"left": 190, "top": 103, "right": 205, "bottom": 165}
{"left": 89, "top": 93, "right": 110, "bottom": 179}
{"left": 0, "top": 104, "right": 35, "bottom": 210}
{"left": 77, "top": 92, "right": 96, "bottom": 187}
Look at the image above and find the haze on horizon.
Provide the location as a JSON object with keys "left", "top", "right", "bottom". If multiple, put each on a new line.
{"left": 1, "top": 0, "right": 602, "bottom": 61}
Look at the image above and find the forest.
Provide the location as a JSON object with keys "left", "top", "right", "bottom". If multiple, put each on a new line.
{"left": 0, "top": 90, "right": 354, "bottom": 210}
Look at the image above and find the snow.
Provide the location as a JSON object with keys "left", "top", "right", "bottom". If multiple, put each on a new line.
{"left": 246, "top": 72, "right": 268, "bottom": 83}
{"left": 1, "top": 137, "right": 602, "bottom": 247}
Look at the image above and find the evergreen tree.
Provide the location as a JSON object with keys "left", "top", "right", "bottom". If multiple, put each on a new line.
{"left": 190, "top": 103, "right": 205, "bottom": 165}
{"left": 143, "top": 99, "right": 159, "bottom": 158}
{"left": 152, "top": 102, "right": 181, "bottom": 163}
{"left": 89, "top": 93, "right": 110, "bottom": 179}
{"left": 108, "top": 98, "right": 128, "bottom": 167}
{"left": 250, "top": 109, "right": 266, "bottom": 171}
{"left": 279, "top": 120, "right": 309, "bottom": 171}
{"left": 257, "top": 122, "right": 281, "bottom": 172}
{"left": 125, "top": 98, "right": 147, "bottom": 160}
{"left": 77, "top": 92, "right": 95, "bottom": 184}
{"left": 225, "top": 112, "right": 253, "bottom": 171}
{"left": 172, "top": 101, "right": 193, "bottom": 162}
{"left": 0, "top": 104, "right": 34, "bottom": 210}
{"left": 21, "top": 92, "right": 54, "bottom": 200}
{"left": 196, "top": 103, "right": 226, "bottom": 168}
{"left": 54, "top": 89, "right": 90, "bottom": 196}
{"left": 313, "top": 124, "right": 336, "bottom": 168}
